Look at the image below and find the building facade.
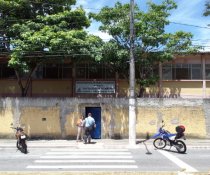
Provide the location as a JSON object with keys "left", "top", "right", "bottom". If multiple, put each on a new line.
{"left": 1, "top": 53, "right": 210, "bottom": 98}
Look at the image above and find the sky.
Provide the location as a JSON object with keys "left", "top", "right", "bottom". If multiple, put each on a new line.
{"left": 74, "top": 0, "right": 210, "bottom": 51}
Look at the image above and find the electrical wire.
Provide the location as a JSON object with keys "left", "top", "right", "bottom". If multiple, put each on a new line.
{"left": 170, "top": 21, "right": 210, "bottom": 30}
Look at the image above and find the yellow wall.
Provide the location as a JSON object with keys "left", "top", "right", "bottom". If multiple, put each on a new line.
{"left": 162, "top": 81, "right": 203, "bottom": 97}
{"left": 0, "top": 80, "right": 20, "bottom": 95}
{"left": 136, "top": 106, "right": 206, "bottom": 138}
{"left": 206, "top": 81, "right": 210, "bottom": 97}
{"left": 112, "top": 106, "right": 129, "bottom": 138}
{"left": 118, "top": 80, "right": 129, "bottom": 97}
{"left": 0, "top": 79, "right": 208, "bottom": 98}
{"left": 32, "top": 80, "right": 72, "bottom": 96}
{"left": 65, "top": 111, "right": 81, "bottom": 139}
{"left": 0, "top": 99, "right": 208, "bottom": 139}
{"left": 20, "top": 107, "right": 62, "bottom": 138}
{"left": 0, "top": 107, "right": 13, "bottom": 137}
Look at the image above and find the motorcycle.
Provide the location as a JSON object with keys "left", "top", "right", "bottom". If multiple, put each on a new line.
{"left": 151, "top": 121, "right": 187, "bottom": 153}
{"left": 11, "top": 126, "right": 28, "bottom": 154}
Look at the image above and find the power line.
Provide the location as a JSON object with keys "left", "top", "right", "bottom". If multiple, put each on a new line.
{"left": 170, "top": 21, "right": 210, "bottom": 30}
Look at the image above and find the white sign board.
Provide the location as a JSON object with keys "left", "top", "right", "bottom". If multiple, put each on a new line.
{"left": 76, "top": 81, "right": 115, "bottom": 94}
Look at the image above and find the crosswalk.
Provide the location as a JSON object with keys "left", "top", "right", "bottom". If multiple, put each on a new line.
{"left": 26, "top": 148, "right": 138, "bottom": 170}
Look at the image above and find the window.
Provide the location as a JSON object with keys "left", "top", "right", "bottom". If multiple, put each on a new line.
{"left": 173, "top": 64, "right": 190, "bottom": 80}
{"left": 89, "top": 64, "right": 104, "bottom": 79}
{"left": 43, "top": 64, "right": 59, "bottom": 79}
{"left": 0, "top": 63, "right": 16, "bottom": 79}
{"left": 105, "top": 68, "right": 115, "bottom": 79}
{"left": 162, "top": 64, "right": 172, "bottom": 80}
{"left": 76, "top": 64, "right": 87, "bottom": 79}
{"left": 206, "top": 64, "right": 210, "bottom": 80}
{"left": 61, "top": 64, "right": 72, "bottom": 79}
{"left": 76, "top": 63, "right": 115, "bottom": 79}
{"left": 162, "top": 63, "right": 202, "bottom": 80}
{"left": 42, "top": 63, "right": 72, "bottom": 79}
{"left": 191, "top": 64, "right": 202, "bottom": 80}
{"left": 136, "top": 65, "right": 158, "bottom": 79}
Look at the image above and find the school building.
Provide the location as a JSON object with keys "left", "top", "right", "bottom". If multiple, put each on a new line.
{"left": 0, "top": 53, "right": 210, "bottom": 139}
{"left": 0, "top": 52, "right": 210, "bottom": 98}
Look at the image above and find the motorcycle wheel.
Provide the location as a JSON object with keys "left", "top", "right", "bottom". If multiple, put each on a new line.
{"left": 16, "top": 141, "right": 21, "bottom": 149}
{"left": 175, "top": 140, "right": 187, "bottom": 153}
{"left": 21, "top": 141, "right": 27, "bottom": 154}
{"left": 153, "top": 138, "right": 166, "bottom": 149}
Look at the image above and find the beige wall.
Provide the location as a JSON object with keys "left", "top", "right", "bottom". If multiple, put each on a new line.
{"left": 0, "top": 79, "right": 209, "bottom": 99}
{"left": 118, "top": 80, "right": 129, "bottom": 97}
{"left": 0, "top": 98, "right": 208, "bottom": 139}
{"left": 0, "top": 80, "right": 20, "bottom": 95}
{"left": 136, "top": 106, "right": 206, "bottom": 138}
{"left": 20, "top": 107, "right": 62, "bottom": 138}
{"left": 206, "top": 82, "right": 210, "bottom": 97}
{"left": 117, "top": 80, "right": 206, "bottom": 98}
{"left": 32, "top": 80, "right": 72, "bottom": 96}
{"left": 0, "top": 107, "right": 13, "bottom": 137}
{"left": 162, "top": 81, "right": 203, "bottom": 98}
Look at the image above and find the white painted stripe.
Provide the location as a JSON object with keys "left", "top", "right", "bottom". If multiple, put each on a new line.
{"left": 158, "top": 150, "right": 198, "bottom": 172}
{"left": 27, "top": 165, "right": 138, "bottom": 169}
{"left": 50, "top": 148, "right": 128, "bottom": 152}
{"left": 46, "top": 152, "right": 131, "bottom": 155}
{"left": 41, "top": 155, "right": 133, "bottom": 159}
{"left": 35, "top": 159, "right": 135, "bottom": 163}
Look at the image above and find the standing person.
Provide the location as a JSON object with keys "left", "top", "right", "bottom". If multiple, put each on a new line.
{"left": 76, "top": 114, "right": 85, "bottom": 142}
{"left": 84, "top": 113, "right": 96, "bottom": 144}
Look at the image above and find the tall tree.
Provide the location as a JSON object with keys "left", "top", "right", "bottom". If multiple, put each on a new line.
{"left": 0, "top": 0, "right": 102, "bottom": 96}
{"left": 90, "top": 0, "right": 198, "bottom": 97}
{"left": 204, "top": 0, "right": 210, "bottom": 16}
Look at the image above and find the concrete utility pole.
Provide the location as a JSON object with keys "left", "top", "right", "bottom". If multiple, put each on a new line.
{"left": 129, "top": 0, "right": 136, "bottom": 146}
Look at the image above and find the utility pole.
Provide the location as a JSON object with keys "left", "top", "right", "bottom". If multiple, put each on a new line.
{"left": 129, "top": 0, "right": 136, "bottom": 146}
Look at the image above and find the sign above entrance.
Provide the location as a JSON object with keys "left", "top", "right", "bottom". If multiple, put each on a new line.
{"left": 76, "top": 81, "right": 115, "bottom": 94}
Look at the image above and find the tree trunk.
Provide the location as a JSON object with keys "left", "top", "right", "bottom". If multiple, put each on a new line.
{"left": 15, "top": 66, "right": 36, "bottom": 97}
{"left": 138, "top": 85, "right": 145, "bottom": 98}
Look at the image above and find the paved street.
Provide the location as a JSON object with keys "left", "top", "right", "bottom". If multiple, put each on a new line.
{"left": 0, "top": 139, "right": 210, "bottom": 173}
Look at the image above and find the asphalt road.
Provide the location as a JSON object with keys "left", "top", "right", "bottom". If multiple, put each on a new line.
{"left": 0, "top": 143, "right": 210, "bottom": 173}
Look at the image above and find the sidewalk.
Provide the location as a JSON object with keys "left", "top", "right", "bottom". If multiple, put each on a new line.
{"left": 0, "top": 138, "right": 210, "bottom": 149}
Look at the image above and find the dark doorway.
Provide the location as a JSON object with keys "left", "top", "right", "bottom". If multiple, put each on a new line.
{"left": 85, "top": 107, "right": 101, "bottom": 139}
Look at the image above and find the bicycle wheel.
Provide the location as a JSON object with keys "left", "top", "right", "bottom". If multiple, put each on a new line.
{"left": 153, "top": 138, "right": 166, "bottom": 149}
{"left": 175, "top": 140, "right": 187, "bottom": 153}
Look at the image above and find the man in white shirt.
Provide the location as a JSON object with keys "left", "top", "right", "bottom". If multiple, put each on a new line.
{"left": 83, "top": 113, "right": 96, "bottom": 144}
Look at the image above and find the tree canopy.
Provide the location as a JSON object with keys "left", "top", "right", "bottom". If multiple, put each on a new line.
{"left": 0, "top": 0, "right": 102, "bottom": 96}
{"left": 90, "top": 0, "right": 199, "bottom": 97}
{"left": 204, "top": 0, "right": 210, "bottom": 16}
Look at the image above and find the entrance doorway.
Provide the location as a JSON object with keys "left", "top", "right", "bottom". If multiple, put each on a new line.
{"left": 85, "top": 107, "right": 101, "bottom": 139}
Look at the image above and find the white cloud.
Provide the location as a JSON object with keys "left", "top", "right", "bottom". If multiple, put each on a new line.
{"left": 89, "top": 30, "right": 112, "bottom": 41}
